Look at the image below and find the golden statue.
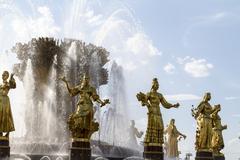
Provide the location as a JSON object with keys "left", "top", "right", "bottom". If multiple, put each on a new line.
{"left": 164, "top": 119, "right": 186, "bottom": 158}
{"left": 211, "top": 104, "right": 227, "bottom": 157}
{"left": 192, "top": 92, "right": 213, "bottom": 151}
{"left": 136, "top": 78, "right": 179, "bottom": 146}
{"left": 61, "top": 74, "right": 109, "bottom": 140}
{"left": 0, "top": 71, "right": 16, "bottom": 138}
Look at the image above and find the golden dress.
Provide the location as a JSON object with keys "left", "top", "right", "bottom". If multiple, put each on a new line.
{"left": 195, "top": 100, "right": 213, "bottom": 150}
{"left": 144, "top": 92, "right": 174, "bottom": 145}
{"left": 68, "top": 84, "right": 100, "bottom": 138}
{"left": 211, "top": 106, "right": 226, "bottom": 156}
{"left": 0, "top": 79, "right": 16, "bottom": 132}
{"left": 62, "top": 74, "right": 109, "bottom": 140}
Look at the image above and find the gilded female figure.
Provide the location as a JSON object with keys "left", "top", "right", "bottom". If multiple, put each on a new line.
{"left": 61, "top": 74, "right": 109, "bottom": 139}
{"left": 0, "top": 71, "right": 16, "bottom": 138}
{"left": 164, "top": 119, "right": 186, "bottom": 158}
{"left": 192, "top": 92, "right": 213, "bottom": 151}
{"left": 211, "top": 104, "right": 227, "bottom": 156}
{"left": 136, "top": 78, "right": 179, "bottom": 145}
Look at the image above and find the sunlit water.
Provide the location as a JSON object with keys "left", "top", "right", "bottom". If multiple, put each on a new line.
{"left": 0, "top": 0, "right": 154, "bottom": 158}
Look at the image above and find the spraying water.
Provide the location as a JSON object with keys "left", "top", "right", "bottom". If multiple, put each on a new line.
{"left": 100, "top": 61, "right": 129, "bottom": 146}
{"left": 0, "top": 0, "right": 159, "bottom": 158}
{"left": 9, "top": 38, "right": 110, "bottom": 156}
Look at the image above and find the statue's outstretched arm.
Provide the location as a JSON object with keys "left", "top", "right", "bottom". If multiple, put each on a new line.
{"left": 177, "top": 130, "right": 187, "bottom": 139}
{"left": 160, "top": 94, "right": 179, "bottom": 109}
{"left": 61, "top": 76, "right": 79, "bottom": 97}
{"left": 221, "top": 124, "right": 227, "bottom": 130}
{"left": 96, "top": 97, "right": 110, "bottom": 107}
{"left": 9, "top": 73, "right": 16, "bottom": 89}
{"left": 92, "top": 88, "right": 110, "bottom": 107}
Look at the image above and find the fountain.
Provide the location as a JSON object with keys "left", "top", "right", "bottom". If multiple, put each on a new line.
{"left": 100, "top": 61, "right": 129, "bottom": 146}
{"left": 6, "top": 37, "right": 140, "bottom": 160}
{"left": 0, "top": 0, "right": 153, "bottom": 158}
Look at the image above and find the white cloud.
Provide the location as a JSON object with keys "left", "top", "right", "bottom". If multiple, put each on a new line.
{"left": 212, "top": 12, "right": 228, "bottom": 20}
{"left": 115, "top": 58, "right": 137, "bottom": 71}
{"left": 165, "top": 94, "right": 201, "bottom": 101}
{"left": 1, "top": 1, "right": 161, "bottom": 75}
{"left": 185, "top": 58, "right": 213, "bottom": 78}
{"left": 0, "top": 52, "right": 16, "bottom": 73}
{"left": 38, "top": 6, "right": 51, "bottom": 17}
{"left": 177, "top": 56, "right": 213, "bottom": 78}
{"left": 125, "top": 62, "right": 138, "bottom": 71}
{"left": 32, "top": 6, "right": 60, "bottom": 36}
{"left": 94, "top": 10, "right": 162, "bottom": 72}
{"left": 177, "top": 56, "right": 191, "bottom": 64}
{"left": 11, "top": 6, "right": 60, "bottom": 41}
{"left": 126, "top": 33, "right": 161, "bottom": 56}
{"left": 164, "top": 63, "right": 175, "bottom": 74}
{"left": 85, "top": 10, "right": 103, "bottom": 25}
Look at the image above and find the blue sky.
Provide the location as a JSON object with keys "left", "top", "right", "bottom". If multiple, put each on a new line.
{"left": 0, "top": 0, "right": 240, "bottom": 159}
{"left": 125, "top": 0, "right": 240, "bottom": 158}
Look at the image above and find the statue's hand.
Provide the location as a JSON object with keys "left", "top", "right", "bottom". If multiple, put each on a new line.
{"left": 183, "top": 135, "right": 187, "bottom": 139}
{"left": 104, "top": 99, "right": 110, "bottom": 104}
{"left": 100, "top": 99, "right": 110, "bottom": 107}
{"left": 173, "top": 103, "right": 180, "bottom": 108}
{"left": 223, "top": 125, "right": 227, "bottom": 130}
{"left": 10, "top": 73, "right": 14, "bottom": 79}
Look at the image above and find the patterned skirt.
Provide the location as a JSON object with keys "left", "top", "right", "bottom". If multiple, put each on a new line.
{"left": 144, "top": 113, "right": 164, "bottom": 144}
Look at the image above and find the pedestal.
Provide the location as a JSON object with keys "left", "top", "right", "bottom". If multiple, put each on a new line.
{"left": 143, "top": 144, "right": 163, "bottom": 160}
{"left": 0, "top": 137, "right": 10, "bottom": 159}
{"left": 195, "top": 151, "right": 214, "bottom": 160}
{"left": 70, "top": 138, "right": 91, "bottom": 160}
{"left": 213, "top": 155, "right": 225, "bottom": 160}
